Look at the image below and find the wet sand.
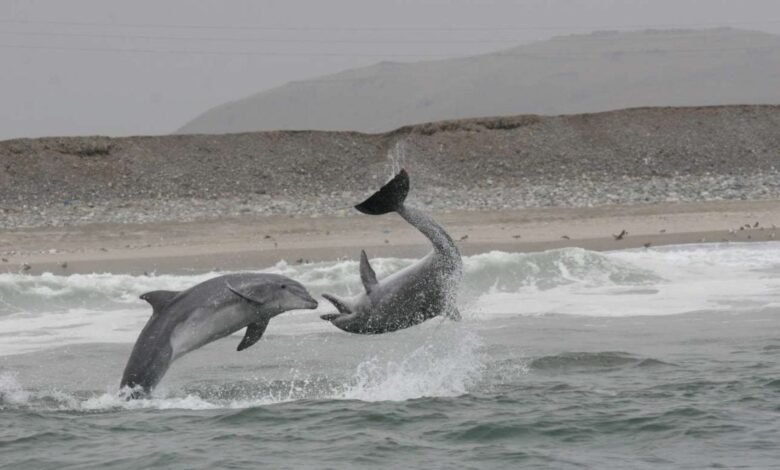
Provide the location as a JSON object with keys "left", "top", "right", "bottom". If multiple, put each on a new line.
{"left": 1, "top": 199, "right": 779, "bottom": 275}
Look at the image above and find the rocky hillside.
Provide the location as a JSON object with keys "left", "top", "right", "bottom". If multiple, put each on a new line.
{"left": 178, "top": 29, "right": 780, "bottom": 134}
{"left": 2, "top": 105, "right": 780, "bottom": 228}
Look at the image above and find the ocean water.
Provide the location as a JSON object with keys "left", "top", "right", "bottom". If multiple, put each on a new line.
{"left": 1, "top": 243, "right": 779, "bottom": 469}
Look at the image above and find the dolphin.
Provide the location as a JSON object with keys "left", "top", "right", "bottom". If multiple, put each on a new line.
{"left": 320, "top": 169, "right": 462, "bottom": 334}
{"left": 120, "top": 273, "right": 317, "bottom": 398}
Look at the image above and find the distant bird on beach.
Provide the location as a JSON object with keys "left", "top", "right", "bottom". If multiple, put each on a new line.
{"left": 613, "top": 230, "right": 628, "bottom": 240}
{"left": 561, "top": 235, "right": 570, "bottom": 240}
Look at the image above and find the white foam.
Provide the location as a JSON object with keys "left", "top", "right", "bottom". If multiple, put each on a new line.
{"left": 2, "top": 243, "right": 780, "bottom": 356}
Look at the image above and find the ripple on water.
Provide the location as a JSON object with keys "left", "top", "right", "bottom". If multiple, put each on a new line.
{"left": 528, "top": 351, "right": 674, "bottom": 371}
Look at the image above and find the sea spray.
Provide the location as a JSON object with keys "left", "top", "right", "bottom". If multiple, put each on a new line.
{"left": 0, "top": 372, "right": 29, "bottom": 407}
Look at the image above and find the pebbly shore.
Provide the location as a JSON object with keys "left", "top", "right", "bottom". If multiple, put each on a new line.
{"left": 2, "top": 105, "right": 779, "bottom": 229}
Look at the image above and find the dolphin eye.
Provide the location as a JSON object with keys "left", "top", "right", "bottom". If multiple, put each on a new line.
{"left": 281, "top": 284, "right": 287, "bottom": 289}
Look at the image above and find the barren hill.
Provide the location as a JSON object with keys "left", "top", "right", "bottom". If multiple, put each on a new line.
{"left": 178, "top": 29, "right": 780, "bottom": 135}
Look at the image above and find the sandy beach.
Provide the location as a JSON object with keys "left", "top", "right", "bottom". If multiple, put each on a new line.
{"left": 2, "top": 199, "right": 778, "bottom": 275}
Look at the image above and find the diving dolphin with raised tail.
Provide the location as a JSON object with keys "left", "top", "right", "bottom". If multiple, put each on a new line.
{"left": 321, "top": 169, "right": 462, "bottom": 334}
{"left": 120, "top": 273, "right": 318, "bottom": 398}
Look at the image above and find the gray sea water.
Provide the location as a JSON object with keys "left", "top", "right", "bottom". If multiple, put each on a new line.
{"left": 1, "top": 243, "right": 779, "bottom": 469}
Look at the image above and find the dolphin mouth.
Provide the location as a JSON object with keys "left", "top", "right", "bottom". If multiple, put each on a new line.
{"left": 299, "top": 293, "right": 319, "bottom": 310}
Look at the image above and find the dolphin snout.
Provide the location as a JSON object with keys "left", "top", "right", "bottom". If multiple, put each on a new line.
{"left": 298, "top": 291, "right": 319, "bottom": 310}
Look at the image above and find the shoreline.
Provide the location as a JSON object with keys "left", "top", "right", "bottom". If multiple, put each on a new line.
{"left": 2, "top": 199, "right": 779, "bottom": 275}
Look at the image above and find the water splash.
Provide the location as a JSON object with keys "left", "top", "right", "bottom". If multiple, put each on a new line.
{"left": 0, "top": 372, "right": 29, "bottom": 406}
{"left": 386, "top": 140, "right": 408, "bottom": 177}
{"left": 341, "top": 328, "right": 484, "bottom": 402}
{"left": 0, "top": 327, "right": 484, "bottom": 411}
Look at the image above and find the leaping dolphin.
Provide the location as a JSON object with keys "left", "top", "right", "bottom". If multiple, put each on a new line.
{"left": 320, "top": 169, "right": 462, "bottom": 334}
{"left": 120, "top": 273, "right": 317, "bottom": 398}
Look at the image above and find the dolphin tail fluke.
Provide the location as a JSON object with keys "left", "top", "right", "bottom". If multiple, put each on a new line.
{"left": 354, "top": 169, "right": 409, "bottom": 215}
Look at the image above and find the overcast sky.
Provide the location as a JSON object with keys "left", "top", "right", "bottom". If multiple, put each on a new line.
{"left": 2, "top": 0, "right": 779, "bottom": 140}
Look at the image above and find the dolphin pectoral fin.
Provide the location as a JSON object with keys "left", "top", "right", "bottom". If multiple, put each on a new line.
{"left": 227, "top": 282, "right": 267, "bottom": 305}
{"left": 359, "top": 250, "right": 378, "bottom": 293}
{"left": 237, "top": 319, "right": 270, "bottom": 351}
{"left": 322, "top": 293, "right": 353, "bottom": 314}
{"left": 140, "top": 290, "right": 180, "bottom": 314}
{"left": 354, "top": 169, "right": 409, "bottom": 215}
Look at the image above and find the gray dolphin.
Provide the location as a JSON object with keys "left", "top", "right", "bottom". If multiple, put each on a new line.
{"left": 120, "top": 273, "right": 317, "bottom": 398}
{"left": 320, "top": 169, "right": 462, "bottom": 334}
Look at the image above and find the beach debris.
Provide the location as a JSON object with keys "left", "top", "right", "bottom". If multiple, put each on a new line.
{"left": 61, "top": 262, "right": 68, "bottom": 269}
{"left": 739, "top": 226, "right": 745, "bottom": 231}
{"left": 295, "top": 258, "right": 311, "bottom": 265}
{"left": 384, "top": 239, "right": 389, "bottom": 244}
{"left": 643, "top": 242, "right": 652, "bottom": 248}
{"left": 459, "top": 235, "right": 469, "bottom": 241}
{"left": 754, "top": 221, "right": 760, "bottom": 228}
{"left": 613, "top": 229, "right": 628, "bottom": 240}
{"left": 100, "top": 247, "right": 108, "bottom": 252}
{"left": 512, "top": 234, "right": 522, "bottom": 239}
{"left": 561, "top": 235, "right": 570, "bottom": 240}
{"left": 1, "top": 258, "right": 7, "bottom": 263}
{"left": 659, "top": 229, "right": 667, "bottom": 233}
{"left": 21, "top": 263, "right": 31, "bottom": 272}
{"left": 264, "top": 234, "right": 272, "bottom": 239}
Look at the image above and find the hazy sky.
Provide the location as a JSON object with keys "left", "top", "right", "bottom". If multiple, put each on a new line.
{"left": 2, "top": 0, "right": 780, "bottom": 140}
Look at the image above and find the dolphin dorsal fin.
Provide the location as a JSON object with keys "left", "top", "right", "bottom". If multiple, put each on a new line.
{"left": 237, "top": 319, "right": 270, "bottom": 351}
{"left": 359, "top": 250, "right": 378, "bottom": 293}
{"left": 140, "top": 290, "right": 179, "bottom": 314}
{"left": 322, "top": 293, "right": 353, "bottom": 314}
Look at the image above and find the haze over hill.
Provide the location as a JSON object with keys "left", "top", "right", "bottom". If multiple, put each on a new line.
{"left": 178, "top": 28, "right": 780, "bottom": 134}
